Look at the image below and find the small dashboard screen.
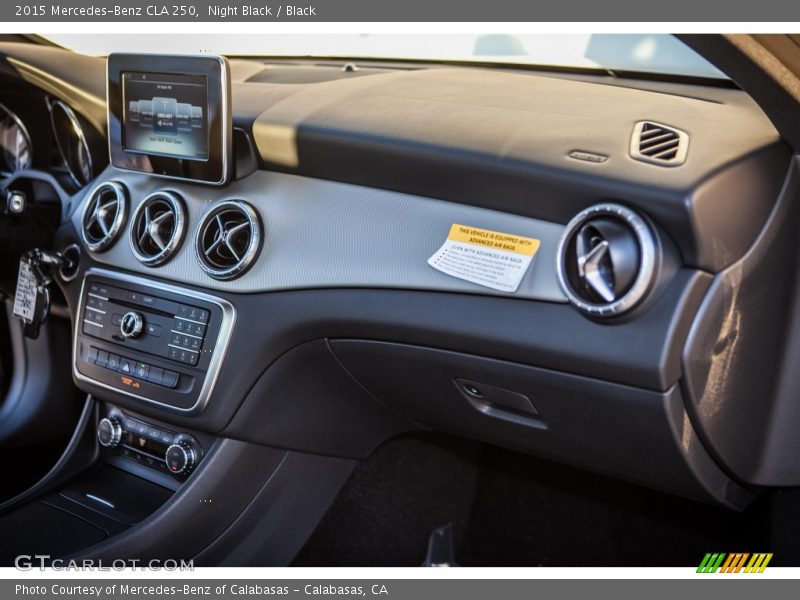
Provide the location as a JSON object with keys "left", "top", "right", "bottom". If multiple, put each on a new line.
{"left": 122, "top": 71, "right": 209, "bottom": 161}
{"left": 108, "top": 54, "right": 229, "bottom": 184}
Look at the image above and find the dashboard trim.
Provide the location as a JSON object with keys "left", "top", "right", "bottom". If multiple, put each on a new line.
{"left": 49, "top": 98, "right": 94, "bottom": 188}
{"left": 72, "top": 267, "right": 237, "bottom": 414}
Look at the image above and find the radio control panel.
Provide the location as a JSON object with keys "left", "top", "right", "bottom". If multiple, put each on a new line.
{"left": 73, "top": 270, "right": 235, "bottom": 413}
{"left": 82, "top": 281, "right": 212, "bottom": 366}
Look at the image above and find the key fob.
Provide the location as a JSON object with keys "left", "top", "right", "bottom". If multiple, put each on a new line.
{"left": 12, "top": 253, "right": 51, "bottom": 339}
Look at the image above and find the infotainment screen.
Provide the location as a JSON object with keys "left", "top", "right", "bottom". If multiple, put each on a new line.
{"left": 122, "top": 72, "right": 209, "bottom": 161}
{"left": 107, "top": 54, "right": 231, "bottom": 185}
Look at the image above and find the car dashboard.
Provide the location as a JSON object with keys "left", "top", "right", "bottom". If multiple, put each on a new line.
{"left": 0, "top": 40, "right": 798, "bottom": 565}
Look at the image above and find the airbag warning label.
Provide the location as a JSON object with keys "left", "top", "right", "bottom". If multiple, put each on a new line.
{"left": 427, "top": 224, "right": 540, "bottom": 293}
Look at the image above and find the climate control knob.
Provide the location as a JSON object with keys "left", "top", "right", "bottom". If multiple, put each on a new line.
{"left": 165, "top": 443, "right": 195, "bottom": 475}
{"left": 97, "top": 417, "right": 122, "bottom": 448}
{"left": 120, "top": 311, "right": 144, "bottom": 338}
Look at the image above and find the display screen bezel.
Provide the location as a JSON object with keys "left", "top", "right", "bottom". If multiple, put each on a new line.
{"left": 107, "top": 53, "right": 231, "bottom": 185}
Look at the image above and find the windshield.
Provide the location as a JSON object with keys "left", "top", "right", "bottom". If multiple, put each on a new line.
{"left": 45, "top": 33, "right": 726, "bottom": 80}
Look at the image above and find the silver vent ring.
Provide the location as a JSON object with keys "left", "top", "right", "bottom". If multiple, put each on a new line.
{"left": 81, "top": 181, "right": 128, "bottom": 253}
{"left": 556, "top": 203, "right": 658, "bottom": 318}
{"left": 195, "top": 200, "right": 262, "bottom": 280}
{"left": 129, "top": 191, "right": 187, "bottom": 267}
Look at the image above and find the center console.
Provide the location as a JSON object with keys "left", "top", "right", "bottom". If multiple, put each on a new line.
{"left": 73, "top": 269, "right": 235, "bottom": 412}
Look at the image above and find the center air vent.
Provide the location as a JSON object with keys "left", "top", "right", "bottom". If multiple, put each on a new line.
{"left": 195, "top": 200, "right": 262, "bottom": 280}
{"left": 130, "top": 191, "right": 187, "bottom": 267}
{"left": 81, "top": 181, "right": 128, "bottom": 252}
{"left": 556, "top": 203, "right": 658, "bottom": 318}
{"left": 630, "top": 121, "right": 688, "bottom": 166}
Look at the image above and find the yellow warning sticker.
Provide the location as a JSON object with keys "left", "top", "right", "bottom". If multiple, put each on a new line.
{"left": 428, "top": 224, "right": 541, "bottom": 293}
{"left": 445, "top": 224, "right": 541, "bottom": 256}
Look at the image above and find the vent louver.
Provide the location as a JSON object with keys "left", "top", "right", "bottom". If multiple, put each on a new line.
{"left": 557, "top": 203, "right": 658, "bottom": 317}
{"left": 630, "top": 121, "right": 688, "bottom": 166}
{"left": 195, "top": 200, "right": 262, "bottom": 280}
{"left": 130, "top": 191, "right": 186, "bottom": 267}
{"left": 81, "top": 181, "right": 128, "bottom": 252}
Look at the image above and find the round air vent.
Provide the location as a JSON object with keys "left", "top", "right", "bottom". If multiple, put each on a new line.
{"left": 195, "top": 200, "right": 262, "bottom": 280}
{"left": 81, "top": 181, "right": 128, "bottom": 252}
{"left": 556, "top": 203, "right": 657, "bottom": 317}
{"left": 130, "top": 191, "right": 187, "bottom": 266}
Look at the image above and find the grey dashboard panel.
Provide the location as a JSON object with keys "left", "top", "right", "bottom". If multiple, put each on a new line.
{"left": 71, "top": 167, "right": 567, "bottom": 302}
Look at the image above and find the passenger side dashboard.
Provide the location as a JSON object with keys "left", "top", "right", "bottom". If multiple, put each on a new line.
{"left": 1, "top": 42, "right": 796, "bottom": 520}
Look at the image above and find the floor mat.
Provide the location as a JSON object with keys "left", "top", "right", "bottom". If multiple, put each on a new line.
{"left": 293, "top": 435, "right": 480, "bottom": 566}
{"left": 293, "top": 433, "right": 777, "bottom": 567}
{"left": 459, "top": 444, "right": 770, "bottom": 566}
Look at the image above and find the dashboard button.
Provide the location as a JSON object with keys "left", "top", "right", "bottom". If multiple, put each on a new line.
{"left": 85, "top": 310, "right": 104, "bottom": 323}
{"left": 111, "top": 313, "right": 122, "bottom": 325}
{"left": 87, "top": 346, "right": 99, "bottom": 363}
{"left": 119, "top": 359, "right": 132, "bottom": 374}
{"left": 134, "top": 362, "right": 149, "bottom": 379}
{"left": 162, "top": 370, "right": 179, "bottom": 388}
{"left": 96, "top": 350, "right": 109, "bottom": 367}
{"left": 146, "top": 323, "right": 162, "bottom": 337}
{"left": 107, "top": 354, "right": 120, "bottom": 371}
{"left": 147, "top": 367, "right": 164, "bottom": 385}
{"left": 87, "top": 296, "right": 106, "bottom": 310}
{"left": 197, "top": 309, "right": 209, "bottom": 324}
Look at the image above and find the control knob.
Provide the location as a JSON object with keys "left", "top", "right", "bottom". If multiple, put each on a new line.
{"left": 97, "top": 417, "right": 122, "bottom": 448}
{"left": 165, "top": 442, "right": 196, "bottom": 475}
{"left": 120, "top": 311, "right": 144, "bottom": 338}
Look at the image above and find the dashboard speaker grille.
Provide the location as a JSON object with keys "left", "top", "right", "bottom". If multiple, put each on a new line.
{"left": 130, "top": 191, "right": 186, "bottom": 267}
{"left": 630, "top": 121, "right": 688, "bottom": 166}
{"left": 81, "top": 181, "right": 127, "bottom": 252}
{"left": 195, "top": 200, "right": 262, "bottom": 280}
